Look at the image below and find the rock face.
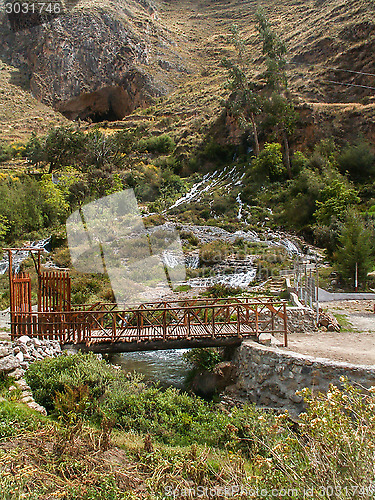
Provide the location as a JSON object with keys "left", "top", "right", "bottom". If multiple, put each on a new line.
{"left": 190, "top": 361, "right": 237, "bottom": 399}
{"left": 0, "top": 0, "right": 187, "bottom": 121}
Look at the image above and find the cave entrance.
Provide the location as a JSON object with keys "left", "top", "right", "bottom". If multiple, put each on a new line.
{"left": 57, "top": 85, "right": 133, "bottom": 122}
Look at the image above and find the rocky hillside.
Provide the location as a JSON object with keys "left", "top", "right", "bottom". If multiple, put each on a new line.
{"left": 1, "top": 0, "right": 375, "bottom": 142}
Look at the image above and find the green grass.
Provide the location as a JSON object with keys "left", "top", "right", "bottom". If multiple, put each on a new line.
{"left": 332, "top": 313, "right": 354, "bottom": 333}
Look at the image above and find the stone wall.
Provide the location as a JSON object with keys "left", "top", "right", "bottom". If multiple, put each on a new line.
{"left": 287, "top": 307, "right": 317, "bottom": 334}
{"left": 0, "top": 336, "right": 62, "bottom": 415}
{"left": 232, "top": 340, "right": 375, "bottom": 414}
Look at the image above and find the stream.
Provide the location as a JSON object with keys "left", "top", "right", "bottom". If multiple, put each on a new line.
{"left": 109, "top": 349, "right": 190, "bottom": 389}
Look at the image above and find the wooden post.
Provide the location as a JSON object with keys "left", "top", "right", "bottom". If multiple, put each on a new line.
{"left": 163, "top": 309, "right": 167, "bottom": 341}
{"left": 187, "top": 309, "right": 191, "bottom": 339}
{"left": 137, "top": 311, "right": 141, "bottom": 342}
{"left": 237, "top": 304, "right": 240, "bottom": 338}
{"left": 8, "top": 250, "right": 13, "bottom": 311}
{"left": 212, "top": 307, "right": 215, "bottom": 339}
{"left": 112, "top": 313, "right": 116, "bottom": 342}
{"left": 283, "top": 303, "right": 288, "bottom": 347}
{"left": 255, "top": 305, "right": 259, "bottom": 340}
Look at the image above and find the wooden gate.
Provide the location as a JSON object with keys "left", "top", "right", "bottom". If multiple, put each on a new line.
{"left": 10, "top": 272, "right": 32, "bottom": 337}
{"left": 11, "top": 272, "right": 31, "bottom": 314}
{"left": 38, "top": 271, "right": 71, "bottom": 312}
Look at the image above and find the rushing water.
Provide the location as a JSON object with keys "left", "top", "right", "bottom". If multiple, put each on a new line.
{"left": 0, "top": 237, "right": 51, "bottom": 275}
{"left": 110, "top": 349, "right": 190, "bottom": 389}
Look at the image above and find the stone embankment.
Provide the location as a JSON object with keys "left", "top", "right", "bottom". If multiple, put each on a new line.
{"left": 0, "top": 336, "right": 62, "bottom": 415}
{"left": 231, "top": 340, "right": 375, "bottom": 415}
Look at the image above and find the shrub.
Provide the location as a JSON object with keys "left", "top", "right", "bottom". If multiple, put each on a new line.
{"left": 257, "top": 381, "right": 375, "bottom": 493}
{"left": 204, "top": 283, "right": 242, "bottom": 298}
{"left": 314, "top": 178, "right": 360, "bottom": 225}
{"left": 338, "top": 142, "right": 375, "bottom": 181}
{"left": 183, "top": 348, "right": 223, "bottom": 372}
{"left": 138, "top": 134, "right": 175, "bottom": 154}
{"left": 0, "top": 142, "right": 12, "bottom": 163}
{"left": 252, "top": 142, "right": 286, "bottom": 182}
{"left": 199, "top": 241, "right": 229, "bottom": 265}
{"left": 25, "top": 352, "right": 118, "bottom": 412}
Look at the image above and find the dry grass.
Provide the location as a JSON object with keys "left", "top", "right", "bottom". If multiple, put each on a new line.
{"left": 0, "top": 423, "right": 148, "bottom": 498}
{"left": 0, "top": 61, "right": 68, "bottom": 144}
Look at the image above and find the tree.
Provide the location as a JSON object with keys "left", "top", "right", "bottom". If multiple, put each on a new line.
{"left": 45, "top": 126, "right": 86, "bottom": 173}
{"left": 25, "top": 132, "right": 45, "bottom": 167}
{"left": 252, "top": 142, "right": 286, "bottom": 182}
{"left": 85, "top": 129, "right": 122, "bottom": 171}
{"left": 256, "top": 9, "right": 296, "bottom": 177}
{"left": 263, "top": 92, "right": 297, "bottom": 177}
{"left": 334, "top": 210, "right": 374, "bottom": 287}
{"left": 256, "top": 9, "right": 287, "bottom": 91}
{"left": 222, "top": 25, "right": 262, "bottom": 156}
{"left": 338, "top": 142, "right": 375, "bottom": 182}
{"left": 314, "top": 178, "right": 360, "bottom": 225}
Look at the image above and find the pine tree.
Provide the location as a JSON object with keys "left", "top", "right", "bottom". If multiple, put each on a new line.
{"left": 334, "top": 209, "right": 374, "bottom": 288}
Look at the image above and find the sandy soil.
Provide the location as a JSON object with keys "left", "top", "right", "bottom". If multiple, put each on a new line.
{"left": 287, "top": 300, "right": 375, "bottom": 366}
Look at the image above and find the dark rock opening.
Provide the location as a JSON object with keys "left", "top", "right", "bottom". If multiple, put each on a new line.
{"left": 57, "top": 85, "right": 135, "bottom": 122}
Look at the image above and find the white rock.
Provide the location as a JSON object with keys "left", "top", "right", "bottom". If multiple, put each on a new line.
{"left": 8, "top": 368, "right": 25, "bottom": 380}
{"left": 21, "top": 395, "right": 34, "bottom": 403}
{"left": 15, "top": 379, "right": 29, "bottom": 390}
{"left": 15, "top": 352, "right": 24, "bottom": 363}
{"left": 27, "top": 401, "right": 47, "bottom": 416}
{"left": 0, "top": 347, "right": 10, "bottom": 357}
{"left": 17, "top": 336, "right": 31, "bottom": 344}
{"left": 0, "top": 355, "right": 20, "bottom": 373}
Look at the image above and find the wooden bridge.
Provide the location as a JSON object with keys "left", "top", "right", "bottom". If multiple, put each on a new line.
{"left": 11, "top": 296, "right": 288, "bottom": 352}
{"left": 7, "top": 248, "right": 288, "bottom": 352}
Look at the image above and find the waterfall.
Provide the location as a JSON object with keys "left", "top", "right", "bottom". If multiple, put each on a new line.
{"left": 0, "top": 237, "right": 51, "bottom": 275}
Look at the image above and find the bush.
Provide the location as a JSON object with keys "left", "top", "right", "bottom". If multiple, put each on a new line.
{"left": 338, "top": 142, "right": 375, "bottom": 181}
{"left": 25, "top": 352, "right": 275, "bottom": 452}
{"left": 183, "top": 348, "right": 223, "bottom": 372}
{"left": 199, "top": 241, "right": 229, "bottom": 265}
{"left": 314, "top": 178, "right": 360, "bottom": 225}
{"left": 204, "top": 283, "right": 242, "bottom": 298}
{"left": 25, "top": 352, "right": 118, "bottom": 412}
{"left": 252, "top": 142, "right": 286, "bottom": 182}
{"left": 138, "top": 134, "right": 175, "bottom": 154}
{"left": 257, "top": 381, "right": 375, "bottom": 494}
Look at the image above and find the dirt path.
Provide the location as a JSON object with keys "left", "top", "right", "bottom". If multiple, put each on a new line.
{"left": 287, "top": 300, "right": 375, "bottom": 366}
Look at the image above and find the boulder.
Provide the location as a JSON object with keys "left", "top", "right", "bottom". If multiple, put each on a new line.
{"left": 0, "top": 355, "right": 20, "bottom": 373}
{"left": 0, "top": 347, "right": 10, "bottom": 358}
{"left": 17, "top": 336, "right": 31, "bottom": 344}
{"left": 15, "top": 352, "right": 24, "bottom": 363}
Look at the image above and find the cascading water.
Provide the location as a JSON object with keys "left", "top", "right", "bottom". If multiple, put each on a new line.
{"left": 0, "top": 237, "right": 51, "bottom": 275}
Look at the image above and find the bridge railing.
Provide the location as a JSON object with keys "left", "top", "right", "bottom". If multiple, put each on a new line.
{"left": 10, "top": 299, "right": 288, "bottom": 347}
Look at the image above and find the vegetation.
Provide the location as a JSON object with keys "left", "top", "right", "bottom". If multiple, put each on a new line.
{"left": 334, "top": 209, "right": 374, "bottom": 287}
{"left": 0, "top": 354, "right": 369, "bottom": 498}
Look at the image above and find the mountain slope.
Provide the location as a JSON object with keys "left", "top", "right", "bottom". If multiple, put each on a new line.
{"left": 1, "top": 0, "right": 375, "bottom": 144}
